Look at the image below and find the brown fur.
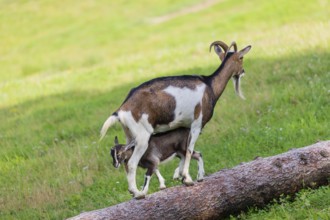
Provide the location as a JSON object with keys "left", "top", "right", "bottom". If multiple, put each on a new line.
{"left": 121, "top": 77, "right": 206, "bottom": 126}
{"left": 194, "top": 103, "right": 201, "bottom": 120}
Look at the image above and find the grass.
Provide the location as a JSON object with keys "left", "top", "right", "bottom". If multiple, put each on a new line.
{"left": 232, "top": 186, "right": 330, "bottom": 220}
{"left": 0, "top": 0, "right": 329, "bottom": 219}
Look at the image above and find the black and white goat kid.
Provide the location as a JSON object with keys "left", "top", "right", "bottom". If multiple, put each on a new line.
{"left": 111, "top": 128, "right": 204, "bottom": 196}
{"left": 101, "top": 41, "right": 251, "bottom": 198}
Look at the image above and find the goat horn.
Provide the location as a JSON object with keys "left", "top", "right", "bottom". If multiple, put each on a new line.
{"left": 228, "top": 41, "right": 238, "bottom": 52}
{"left": 209, "top": 41, "right": 229, "bottom": 53}
{"left": 224, "top": 41, "right": 238, "bottom": 57}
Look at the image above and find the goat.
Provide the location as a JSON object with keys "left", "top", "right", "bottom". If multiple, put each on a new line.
{"left": 110, "top": 128, "right": 205, "bottom": 195}
{"left": 101, "top": 40, "right": 251, "bottom": 198}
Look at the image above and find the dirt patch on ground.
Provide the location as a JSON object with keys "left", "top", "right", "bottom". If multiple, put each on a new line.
{"left": 149, "top": 0, "right": 221, "bottom": 24}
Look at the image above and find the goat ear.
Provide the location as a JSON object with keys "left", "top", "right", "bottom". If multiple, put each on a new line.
{"left": 214, "top": 45, "right": 223, "bottom": 56}
{"left": 239, "top": 45, "right": 251, "bottom": 59}
{"left": 124, "top": 140, "right": 135, "bottom": 151}
{"left": 214, "top": 45, "right": 226, "bottom": 61}
{"left": 114, "top": 136, "right": 119, "bottom": 144}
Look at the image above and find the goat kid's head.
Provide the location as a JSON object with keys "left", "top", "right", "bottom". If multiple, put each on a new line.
{"left": 110, "top": 136, "right": 135, "bottom": 168}
{"left": 210, "top": 40, "right": 252, "bottom": 99}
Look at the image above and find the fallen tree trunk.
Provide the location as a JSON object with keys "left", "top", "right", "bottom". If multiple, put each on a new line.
{"left": 69, "top": 141, "right": 330, "bottom": 220}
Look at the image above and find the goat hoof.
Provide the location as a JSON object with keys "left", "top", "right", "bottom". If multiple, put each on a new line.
{"left": 197, "top": 178, "right": 204, "bottom": 182}
{"left": 182, "top": 177, "right": 194, "bottom": 186}
{"left": 134, "top": 195, "right": 145, "bottom": 200}
{"left": 184, "top": 181, "right": 194, "bottom": 186}
{"left": 133, "top": 191, "right": 146, "bottom": 200}
{"left": 159, "top": 186, "right": 166, "bottom": 190}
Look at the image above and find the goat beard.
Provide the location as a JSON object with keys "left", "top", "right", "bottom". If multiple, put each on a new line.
{"left": 233, "top": 75, "right": 245, "bottom": 100}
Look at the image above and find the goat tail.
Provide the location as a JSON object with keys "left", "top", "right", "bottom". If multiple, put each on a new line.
{"left": 100, "top": 113, "right": 119, "bottom": 140}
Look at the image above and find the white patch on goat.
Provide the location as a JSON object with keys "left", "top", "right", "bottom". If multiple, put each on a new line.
{"left": 118, "top": 110, "right": 152, "bottom": 197}
{"left": 155, "top": 84, "right": 206, "bottom": 132}
{"left": 127, "top": 130, "right": 151, "bottom": 197}
{"left": 118, "top": 111, "right": 154, "bottom": 137}
{"left": 139, "top": 113, "right": 154, "bottom": 133}
{"left": 142, "top": 175, "right": 151, "bottom": 194}
{"left": 197, "top": 155, "right": 205, "bottom": 181}
{"left": 114, "top": 148, "right": 119, "bottom": 168}
{"left": 188, "top": 113, "right": 203, "bottom": 151}
{"left": 173, "top": 153, "right": 185, "bottom": 179}
{"left": 154, "top": 169, "right": 166, "bottom": 189}
{"left": 173, "top": 167, "right": 180, "bottom": 180}
{"left": 181, "top": 113, "right": 203, "bottom": 185}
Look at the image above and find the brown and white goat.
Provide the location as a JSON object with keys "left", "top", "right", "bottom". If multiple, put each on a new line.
{"left": 101, "top": 41, "right": 251, "bottom": 198}
{"left": 110, "top": 128, "right": 204, "bottom": 195}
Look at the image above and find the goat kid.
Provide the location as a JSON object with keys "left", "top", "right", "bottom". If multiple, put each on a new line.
{"left": 111, "top": 128, "right": 205, "bottom": 196}
{"left": 101, "top": 41, "right": 251, "bottom": 198}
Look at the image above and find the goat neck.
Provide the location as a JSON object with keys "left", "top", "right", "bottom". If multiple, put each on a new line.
{"left": 208, "top": 53, "right": 236, "bottom": 101}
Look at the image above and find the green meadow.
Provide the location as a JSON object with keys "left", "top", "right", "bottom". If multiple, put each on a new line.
{"left": 0, "top": 0, "right": 329, "bottom": 219}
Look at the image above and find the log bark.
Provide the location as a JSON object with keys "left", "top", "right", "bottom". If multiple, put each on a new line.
{"left": 69, "top": 141, "right": 330, "bottom": 220}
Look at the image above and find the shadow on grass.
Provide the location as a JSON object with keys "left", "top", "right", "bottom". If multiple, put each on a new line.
{"left": 1, "top": 50, "right": 329, "bottom": 158}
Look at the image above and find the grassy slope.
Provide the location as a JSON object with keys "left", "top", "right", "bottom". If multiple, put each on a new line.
{"left": 0, "top": 0, "right": 329, "bottom": 219}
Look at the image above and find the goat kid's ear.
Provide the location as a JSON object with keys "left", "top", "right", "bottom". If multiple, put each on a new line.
{"left": 239, "top": 45, "right": 252, "bottom": 59}
{"left": 124, "top": 140, "right": 136, "bottom": 151}
{"left": 114, "top": 136, "right": 119, "bottom": 144}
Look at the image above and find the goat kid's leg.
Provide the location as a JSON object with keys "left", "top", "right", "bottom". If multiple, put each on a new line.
{"left": 182, "top": 119, "right": 202, "bottom": 186}
{"left": 173, "top": 157, "right": 185, "bottom": 180}
{"left": 141, "top": 175, "right": 151, "bottom": 195}
{"left": 126, "top": 132, "right": 151, "bottom": 199}
{"left": 173, "top": 167, "right": 180, "bottom": 180}
{"left": 192, "top": 151, "right": 205, "bottom": 182}
{"left": 142, "top": 168, "right": 153, "bottom": 195}
{"left": 154, "top": 169, "right": 166, "bottom": 190}
{"left": 182, "top": 151, "right": 193, "bottom": 186}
